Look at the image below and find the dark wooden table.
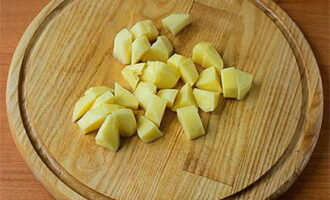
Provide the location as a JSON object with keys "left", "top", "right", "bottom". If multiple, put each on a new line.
{"left": 0, "top": 0, "right": 329, "bottom": 199}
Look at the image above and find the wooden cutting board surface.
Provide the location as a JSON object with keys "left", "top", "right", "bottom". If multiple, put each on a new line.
{"left": 6, "top": 0, "right": 323, "bottom": 199}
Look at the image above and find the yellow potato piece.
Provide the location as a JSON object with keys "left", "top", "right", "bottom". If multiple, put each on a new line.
{"left": 142, "top": 36, "right": 173, "bottom": 62}
{"left": 84, "top": 86, "right": 113, "bottom": 98}
{"left": 196, "top": 67, "right": 222, "bottom": 92}
{"left": 157, "top": 89, "right": 178, "bottom": 108}
{"left": 172, "top": 83, "right": 197, "bottom": 111}
{"left": 193, "top": 88, "right": 220, "bottom": 112}
{"left": 114, "top": 83, "right": 139, "bottom": 109}
{"left": 130, "top": 20, "right": 159, "bottom": 41}
{"left": 113, "top": 108, "right": 137, "bottom": 137}
{"left": 134, "top": 82, "right": 157, "bottom": 109}
{"left": 221, "top": 67, "right": 253, "bottom": 100}
{"left": 91, "top": 91, "right": 115, "bottom": 109}
{"left": 121, "top": 63, "right": 146, "bottom": 90}
{"left": 158, "top": 35, "right": 173, "bottom": 55}
{"left": 113, "top": 29, "right": 133, "bottom": 64}
{"left": 178, "top": 58, "right": 199, "bottom": 86}
{"left": 192, "top": 42, "right": 211, "bottom": 65}
{"left": 77, "top": 104, "right": 119, "bottom": 134}
{"left": 221, "top": 67, "right": 238, "bottom": 98}
{"left": 236, "top": 69, "right": 253, "bottom": 100}
{"left": 145, "top": 94, "right": 167, "bottom": 127}
{"left": 131, "top": 36, "right": 151, "bottom": 64}
{"left": 192, "top": 42, "right": 223, "bottom": 73}
{"left": 141, "top": 61, "right": 180, "bottom": 89}
{"left": 72, "top": 95, "right": 96, "bottom": 122}
{"left": 95, "top": 115, "right": 120, "bottom": 152}
{"left": 168, "top": 54, "right": 199, "bottom": 86}
{"left": 167, "top": 53, "right": 186, "bottom": 69}
{"left": 177, "top": 106, "right": 205, "bottom": 140}
{"left": 162, "top": 13, "right": 190, "bottom": 35}
{"left": 137, "top": 116, "right": 163, "bottom": 143}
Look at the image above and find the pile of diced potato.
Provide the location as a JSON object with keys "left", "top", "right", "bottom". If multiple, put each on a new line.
{"left": 72, "top": 14, "right": 253, "bottom": 152}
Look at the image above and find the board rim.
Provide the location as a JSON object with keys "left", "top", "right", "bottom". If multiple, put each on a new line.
{"left": 6, "top": 0, "right": 324, "bottom": 199}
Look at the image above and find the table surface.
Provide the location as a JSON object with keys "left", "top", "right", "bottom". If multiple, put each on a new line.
{"left": 0, "top": 0, "right": 329, "bottom": 199}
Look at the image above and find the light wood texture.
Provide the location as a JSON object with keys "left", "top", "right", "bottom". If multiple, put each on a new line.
{"left": 2, "top": 1, "right": 327, "bottom": 200}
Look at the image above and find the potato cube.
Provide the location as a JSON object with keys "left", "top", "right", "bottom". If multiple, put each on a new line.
{"left": 121, "top": 63, "right": 146, "bottom": 90}
{"left": 172, "top": 83, "right": 197, "bottom": 111}
{"left": 91, "top": 91, "right": 115, "bottom": 109}
{"left": 177, "top": 106, "right": 205, "bottom": 140}
{"left": 130, "top": 20, "right": 159, "bottom": 41}
{"left": 158, "top": 35, "right": 173, "bottom": 55}
{"left": 196, "top": 67, "right": 222, "bottom": 92}
{"left": 236, "top": 69, "right": 253, "bottom": 100}
{"left": 145, "top": 94, "right": 167, "bottom": 127}
{"left": 95, "top": 115, "right": 120, "bottom": 152}
{"left": 114, "top": 83, "right": 139, "bottom": 109}
{"left": 221, "top": 67, "right": 238, "bottom": 98}
{"left": 72, "top": 95, "right": 96, "bottom": 122}
{"left": 168, "top": 54, "right": 199, "bottom": 85}
{"left": 113, "top": 29, "right": 133, "bottom": 64}
{"left": 113, "top": 108, "right": 137, "bottom": 137}
{"left": 142, "top": 36, "right": 173, "bottom": 62}
{"left": 178, "top": 58, "right": 199, "bottom": 86}
{"left": 77, "top": 104, "right": 118, "bottom": 134}
{"left": 84, "top": 86, "right": 113, "bottom": 98}
{"left": 134, "top": 82, "right": 157, "bottom": 109}
{"left": 137, "top": 116, "right": 163, "bottom": 143}
{"left": 193, "top": 88, "right": 220, "bottom": 112}
{"left": 192, "top": 42, "right": 223, "bottom": 73}
{"left": 141, "top": 61, "right": 180, "bottom": 89}
{"left": 167, "top": 53, "right": 186, "bottom": 69}
{"left": 131, "top": 36, "right": 151, "bottom": 64}
{"left": 162, "top": 14, "right": 190, "bottom": 35}
{"left": 157, "top": 89, "right": 178, "bottom": 108}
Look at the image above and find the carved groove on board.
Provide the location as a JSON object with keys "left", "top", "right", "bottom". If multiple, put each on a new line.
{"left": 7, "top": 0, "right": 323, "bottom": 199}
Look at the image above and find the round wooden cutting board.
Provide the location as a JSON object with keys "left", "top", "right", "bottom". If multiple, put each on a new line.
{"left": 6, "top": 0, "right": 323, "bottom": 199}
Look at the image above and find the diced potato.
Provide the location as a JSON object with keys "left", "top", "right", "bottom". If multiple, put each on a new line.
{"left": 137, "top": 116, "right": 163, "bottom": 143}
{"left": 177, "top": 106, "right": 205, "bottom": 140}
{"left": 113, "top": 29, "right": 133, "bottom": 64}
{"left": 168, "top": 54, "right": 199, "bottom": 85}
{"left": 157, "top": 89, "right": 178, "bottom": 108}
{"left": 113, "top": 108, "right": 137, "bottom": 137}
{"left": 196, "top": 67, "right": 222, "bottom": 92}
{"left": 162, "top": 13, "right": 190, "bottom": 35}
{"left": 192, "top": 42, "right": 211, "bottom": 65}
{"left": 77, "top": 104, "right": 117, "bottom": 134}
{"left": 131, "top": 36, "right": 151, "bottom": 64}
{"left": 114, "top": 83, "right": 139, "bottom": 109}
{"left": 121, "top": 63, "right": 146, "bottom": 90}
{"left": 192, "top": 42, "right": 223, "bottom": 73}
{"left": 236, "top": 69, "right": 253, "bottom": 100}
{"left": 221, "top": 67, "right": 238, "bottom": 98}
{"left": 145, "top": 94, "right": 167, "bottom": 127}
{"left": 84, "top": 86, "right": 113, "bottom": 98}
{"left": 142, "top": 36, "right": 173, "bottom": 62}
{"left": 193, "top": 88, "right": 220, "bottom": 112}
{"left": 178, "top": 58, "right": 199, "bottom": 86}
{"left": 95, "top": 115, "right": 120, "bottom": 152}
{"left": 158, "top": 35, "right": 173, "bottom": 55}
{"left": 130, "top": 20, "right": 159, "bottom": 41}
{"left": 141, "top": 61, "right": 180, "bottom": 89}
{"left": 91, "top": 91, "right": 115, "bottom": 109}
{"left": 134, "top": 82, "right": 157, "bottom": 109}
{"left": 72, "top": 95, "right": 96, "bottom": 122}
{"left": 172, "top": 83, "right": 197, "bottom": 111}
{"left": 167, "top": 53, "right": 186, "bottom": 69}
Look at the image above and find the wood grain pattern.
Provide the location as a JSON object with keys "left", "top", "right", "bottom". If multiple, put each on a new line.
{"left": 1, "top": 0, "right": 327, "bottom": 200}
